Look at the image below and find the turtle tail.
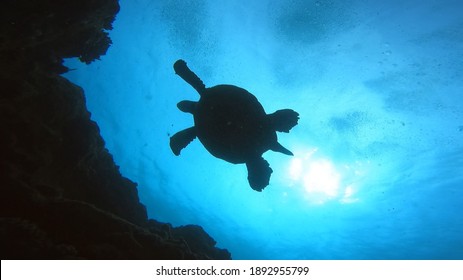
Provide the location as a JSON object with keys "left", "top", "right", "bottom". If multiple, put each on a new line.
{"left": 174, "top": 60, "right": 206, "bottom": 95}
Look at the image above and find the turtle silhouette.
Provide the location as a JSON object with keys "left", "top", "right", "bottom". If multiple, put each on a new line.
{"left": 170, "top": 59, "right": 299, "bottom": 191}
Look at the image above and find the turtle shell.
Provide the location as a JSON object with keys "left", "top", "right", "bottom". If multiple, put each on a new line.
{"left": 194, "top": 85, "right": 277, "bottom": 164}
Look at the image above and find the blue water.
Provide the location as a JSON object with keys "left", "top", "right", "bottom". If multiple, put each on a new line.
{"left": 63, "top": 0, "right": 463, "bottom": 259}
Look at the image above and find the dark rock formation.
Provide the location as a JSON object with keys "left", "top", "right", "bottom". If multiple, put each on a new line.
{"left": 0, "top": 0, "right": 231, "bottom": 259}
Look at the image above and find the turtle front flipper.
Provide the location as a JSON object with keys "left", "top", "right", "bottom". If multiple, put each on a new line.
{"left": 177, "top": 100, "right": 197, "bottom": 114}
{"left": 170, "top": 127, "right": 197, "bottom": 156}
{"left": 174, "top": 59, "right": 206, "bottom": 95}
{"left": 246, "top": 156, "right": 273, "bottom": 191}
{"left": 268, "top": 109, "right": 299, "bottom": 133}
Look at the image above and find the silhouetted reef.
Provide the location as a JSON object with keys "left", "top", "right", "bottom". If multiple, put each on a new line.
{"left": 0, "top": 0, "right": 231, "bottom": 259}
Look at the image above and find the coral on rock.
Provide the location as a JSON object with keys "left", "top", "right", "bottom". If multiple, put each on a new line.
{"left": 0, "top": 0, "right": 231, "bottom": 260}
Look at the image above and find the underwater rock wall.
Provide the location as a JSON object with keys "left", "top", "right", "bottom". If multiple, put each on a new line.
{"left": 0, "top": 0, "right": 230, "bottom": 259}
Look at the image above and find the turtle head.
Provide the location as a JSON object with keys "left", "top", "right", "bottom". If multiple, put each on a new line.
{"left": 174, "top": 59, "right": 206, "bottom": 95}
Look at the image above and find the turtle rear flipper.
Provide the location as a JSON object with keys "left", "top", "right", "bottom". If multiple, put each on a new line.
{"left": 246, "top": 157, "right": 273, "bottom": 191}
{"left": 174, "top": 59, "right": 206, "bottom": 95}
{"left": 268, "top": 109, "right": 299, "bottom": 133}
{"left": 170, "top": 127, "right": 197, "bottom": 156}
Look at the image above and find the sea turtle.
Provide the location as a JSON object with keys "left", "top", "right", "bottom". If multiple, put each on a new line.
{"left": 170, "top": 59, "right": 299, "bottom": 191}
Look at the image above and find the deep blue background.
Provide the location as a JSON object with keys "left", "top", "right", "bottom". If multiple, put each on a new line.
{"left": 64, "top": 0, "right": 463, "bottom": 259}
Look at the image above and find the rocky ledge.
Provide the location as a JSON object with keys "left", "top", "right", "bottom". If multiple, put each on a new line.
{"left": 0, "top": 0, "right": 231, "bottom": 259}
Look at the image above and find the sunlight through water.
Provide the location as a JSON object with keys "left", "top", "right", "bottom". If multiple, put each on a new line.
{"left": 288, "top": 148, "right": 363, "bottom": 205}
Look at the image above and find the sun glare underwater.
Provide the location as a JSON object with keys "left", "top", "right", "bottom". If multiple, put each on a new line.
{"left": 64, "top": 0, "right": 463, "bottom": 259}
